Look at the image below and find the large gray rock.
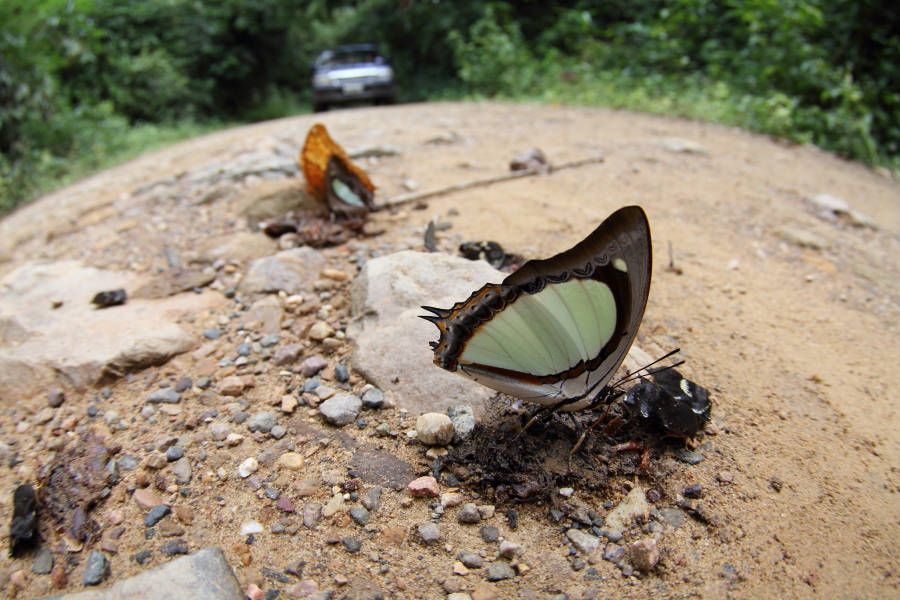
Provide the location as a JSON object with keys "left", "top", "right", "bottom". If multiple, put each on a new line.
{"left": 0, "top": 260, "right": 223, "bottom": 402}
{"left": 239, "top": 247, "right": 327, "bottom": 295}
{"left": 36, "top": 547, "right": 244, "bottom": 600}
{"left": 347, "top": 251, "right": 504, "bottom": 416}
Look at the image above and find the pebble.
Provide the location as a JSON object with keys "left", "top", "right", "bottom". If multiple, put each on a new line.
{"left": 233, "top": 411, "right": 250, "bottom": 424}
{"left": 264, "top": 488, "right": 281, "bottom": 500}
{"left": 32, "top": 547, "right": 54, "bottom": 574}
{"left": 203, "top": 328, "right": 222, "bottom": 340}
{"left": 458, "top": 551, "right": 484, "bottom": 569}
{"left": 448, "top": 594, "right": 473, "bottom": 600}
{"left": 275, "top": 497, "right": 295, "bottom": 513}
{"left": 145, "top": 504, "right": 171, "bottom": 527}
{"left": 349, "top": 506, "right": 371, "bottom": 526}
{"left": 219, "top": 376, "right": 246, "bottom": 397}
{"left": 260, "top": 333, "right": 281, "bottom": 347}
{"left": 246, "top": 411, "right": 278, "bottom": 433}
{"left": 300, "top": 357, "right": 328, "bottom": 376}
{"left": 238, "top": 457, "right": 259, "bottom": 478}
{"left": 676, "top": 449, "right": 706, "bottom": 465}
{"left": 416, "top": 413, "right": 454, "bottom": 446}
{"left": 657, "top": 508, "right": 686, "bottom": 529}
{"left": 32, "top": 407, "right": 54, "bottom": 425}
{"left": 273, "top": 343, "right": 302, "bottom": 366}
{"left": 630, "top": 538, "right": 660, "bottom": 571}
{"left": 241, "top": 521, "right": 264, "bottom": 535}
{"left": 281, "top": 395, "right": 299, "bottom": 413}
{"left": 315, "top": 385, "right": 336, "bottom": 400}
{"left": 225, "top": 433, "right": 245, "bottom": 446}
{"left": 446, "top": 405, "right": 476, "bottom": 443}
{"left": 566, "top": 529, "right": 601, "bottom": 555}
{"left": 361, "top": 388, "right": 385, "bottom": 409}
{"left": 159, "top": 520, "right": 185, "bottom": 537}
{"left": 362, "top": 487, "right": 382, "bottom": 512}
{"left": 83, "top": 551, "right": 110, "bottom": 585}
{"left": 276, "top": 452, "right": 304, "bottom": 470}
{"left": 322, "top": 493, "right": 345, "bottom": 517}
{"left": 146, "top": 388, "right": 181, "bottom": 404}
{"left": 342, "top": 537, "right": 362, "bottom": 553}
{"left": 485, "top": 561, "right": 515, "bottom": 581}
{"left": 48, "top": 389, "right": 66, "bottom": 407}
{"left": 119, "top": 455, "right": 139, "bottom": 471}
{"left": 441, "top": 492, "right": 463, "bottom": 508}
{"left": 140, "top": 405, "right": 157, "bottom": 419}
{"left": 174, "top": 377, "right": 193, "bottom": 392}
{"left": 133, "top": 488, "right": 164, "bottom": 510}
{"left": 602, "top": 529, "right": 623, "bottom": 543}
{"left": 603, "top": 544, "right": 626, "bottom": 564}
{"left": 172, "top": 457, "right": 192, "bottom": 484}
{"left": 133, "top": 549, "right": 153, "bottom": 564}
{"left": 480, "top": 525, "right": 500, "bottom": 543}
{"left": 165, "top": 446, "right": 184, "bottom": 461}
{"left": 309, "top": 321, "right": 335, "bottom": 340}
{"left": 717, "top": 471, "right": 735, "bottom": 484}
{"left": 498, "top": 540, "right": 524, "bottom": 558}
{"left": 159, "top": 539, "right": 189, "bottom": 556}
{"left": 303, "top": 504, "right": 323, "bottom": 529}
{"left": 417, "top": 522, "right": 441, "bottom": 544}
{"left": 237, "top": 342, "right": 252, "bottom": 357}
{"left": 319, "top": 393, "right": 362, "bottom": 426}
{"left": 334, "top": 364, "right": 350, "bottom": 383}
{"left": 408, "top": 476, "right": 440, "bottom": 497}
{"left": 209, "top": 423, "right": 231, "bottom": 441}
{"left": 684, "top": 484, "right": 703, "bottom": 499}
{"left": 457, "top": 503, "right": 482, "bottom": 524}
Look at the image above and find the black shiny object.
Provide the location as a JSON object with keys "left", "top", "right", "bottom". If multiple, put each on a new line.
{"left": 459, "top": 241, "right": 509, "bottom": 269}
{"left": 623, "top": 368, "right": 712, "bottom": 437}
{"left": 9, "top": 484, "right": 37, "bottom": 555}
{"left": 91, "top": 289, "right": 127, "bottom": 308}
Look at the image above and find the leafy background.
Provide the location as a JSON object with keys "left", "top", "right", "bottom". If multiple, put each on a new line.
{"left": 2, "top": 0, "right": 897, "bottom": 214}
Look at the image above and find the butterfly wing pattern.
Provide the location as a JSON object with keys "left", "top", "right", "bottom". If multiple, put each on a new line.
{"left": 299, "top": 123, "right": 376, "bottom": 216}
{"left": 422, "top": 206, "right": 652, "bottom": 412}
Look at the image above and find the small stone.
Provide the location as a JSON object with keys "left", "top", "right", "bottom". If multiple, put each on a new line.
{"left": 477, "top": 505, "right": 495, "bottom": 520}
{"left": 303, "top": 504, "right": 323, "bottom": 529}
{"left": 146, "top": 388, "right": 181, "bottom": 404}
{"left": 602, "top": 529, "right": 623, "bottom": 543}
{"left": 362, "top": 487, "right": 382, "bottom": 512}
{"left": 225, "top": 433, "right": 245, "bottom": 446}
{"left": 717, "top": 471, "right": 735, "bottom": 484}
{"left": 158, "top": 520, "right": 185, "bottom": 537}
{"left": 453, "top": 562, "right": 469, "bottom": 576}
{"left": 480, "top": 525, "right": 500, "bottom": 543}
{"left": 133, "top": 549, "right": 153, "bottom": 565}
{"left": 485, "top": 561, "right": 515, "bottom": 581}
{"left": 209, "top": 423, "right": 231, "bottom": 441}
{"left": 300, "top": 356, "right": 328, "bottom": 376}
{"left": 83, "top": 551, "right": 110, "bottom": 585}
{"left": 276, "top": 452, "right": 304, "bottom": 470}
{"left": 273, "top": 343, "right": 303, "bottom": 366}
{"left": 159, "top": 539, "right": 189, "bottom": 556}
{"left": 408, "top": 476, "right": 440, "bottom": 497}
{"left": 172, "top": 457, "right": 192, "bottom": 484}
{"left": 603, "top": 544, "right": 626, "bottom": 564}
{"left": 309, "top": 321, "right": 335, "bottom": 341}
{"left": 260, "top": 333, "right": 281, "bottom": 347}
{"left": 219, "top": 376, "right": 246, "bottom": 397}
{"left": 446, "top": 405, "right": 475, "bottom": 443}
{"left": 145, "top": 451, "right": 167, "bottom": 469}
{"left": 417, "top": 522, "right": 441, "bottom": 544}
{"left": 630, "top": 538, "right": 660, "bottom": 571}
{"left": 174, "top": 506, "right": 194, "bottom": 525}
{"left": 808, "top": 193, "right": 850, "bottom": 213}
{"left": 203, "top": 328, "right": 222, "bottom": 340}
{"left": 566, "top": 529, "right": 601, "bottom": 555}
{"left": 246, "top": 411, "right": 278, "bottom": 433}
{"left": 281, "top": 395, "right": 299, "bottom": 413}
{"left": 118, "top": 455, "right": 139, "bottom": 471}
{"left": 334, "top": 364, "right": 350, "bottom": 383}
{"left": 441, "top": 492, "right": 463, "bottom": 508}
{"left": 275, "top": 496, "right": 295, "bottom": 513}
{"left": 657, "top": 508, "right": 687, "bottom": 529}
{"left": 32, "top": 547, "right": 54, "bottom": 574}
{"left": 361, "top": 388, "right": 385, "bottom": 409}
{"left": 457, "top": 503, "right": 481, "bottom": 524}
{"left": 416, "top": 413, "right": 454, "bottom": 446}
{"left": 144, "top": 504, "right": 171, "bottom": 527}
{"left": 318, "top": 393, "right": 362, "bottom": 426}
{"left": 349, "top": 506, "right": 371, "bottom": 526}
{"left": 47, "top": 389, "right": 66, "bottom": 407}
{"left": 342, "top": 537, "right": 362, "bottom": 553}
{"left": 322, "top": 493, "right": 345, "bottom": 518}
{"left": 239, "top": 457, "right": 259, "bottom": 478}
{"left": 174, "top": 377, "right": 193, "bottom": 392}
{"left": 498, "top": 540, "right": 524, "bottom": 558}
{"left": 237, "top": 342, "right": 252, "bottom": 357}
{"left": 241, "top": 521, "right": 264, "bottom": 535}
{"left": 458, "top": 551, "right": 484, "bottom": 569}
{"left": 133, "top": 488, "right": 164, "bottom": 510}
{"left": 165, "top": 446, "right": 184, "bottom": 461}
{"left": 676, "top": 449, "right": 706, "bottom": 465}
{"left": 683, "top": 484, "right": 703, "bottom": 499}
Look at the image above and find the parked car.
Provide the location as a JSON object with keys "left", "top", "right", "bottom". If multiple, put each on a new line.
{"left": 311, "top": 44, "right": 396, "bottom": 112}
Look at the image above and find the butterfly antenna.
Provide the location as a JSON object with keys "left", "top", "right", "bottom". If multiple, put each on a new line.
{"left": 610, "top": 348, "right": 683, "bottom": 389}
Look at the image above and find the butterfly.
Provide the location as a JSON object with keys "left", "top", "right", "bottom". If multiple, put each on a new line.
{"left": 623, "top": 367, "right": 712, "bottom": 437}
{"left": 422, "top": 205, "right": 652, "bottom": 417}
{"left": 299, "top": 123, "right": 376, "bottom": 216}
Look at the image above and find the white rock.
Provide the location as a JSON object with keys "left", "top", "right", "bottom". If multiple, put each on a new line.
{"left": 416, "top": 413, "right": 454, "bottom": 446}
{"left": 238, "top": 457, "right": 259, "bottom": 478}
{"left": 605, "top": 485, "right": 650, "bottom": 531}
{"left": 240, "top": 521, "right": 264, "bottom": 535}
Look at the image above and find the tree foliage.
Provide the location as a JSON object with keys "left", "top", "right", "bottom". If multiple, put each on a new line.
{"left": 2, "top": 0, "right": 898, "bottom": 213}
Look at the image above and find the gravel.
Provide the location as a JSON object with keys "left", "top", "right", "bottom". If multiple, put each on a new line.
{"left": 676, "top": 449, "right": 706, "bottom": 464}
{"left": 318, "top": 394, "right": 362, "bottom": 426}
{"left": 83, "top": 551, "right": 110, "bottom": 585}
{"left": 144, "top": 505, "right": 171, "bottom": 527}
{"left": 417, "top": 522, "right": 441, "bottom": 544}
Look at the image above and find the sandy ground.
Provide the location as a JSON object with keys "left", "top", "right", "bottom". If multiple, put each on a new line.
{"left": 0, "top": 101, "right": 899, "bottom": 599}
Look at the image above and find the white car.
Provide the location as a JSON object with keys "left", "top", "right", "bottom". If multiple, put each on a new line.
{"left": 311, "top": 44, "right": 396, "bottom": 112}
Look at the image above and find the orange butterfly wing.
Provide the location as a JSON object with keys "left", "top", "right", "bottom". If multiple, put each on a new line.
{"left": 299, "top": 123, "right": 375, "bottom": 202}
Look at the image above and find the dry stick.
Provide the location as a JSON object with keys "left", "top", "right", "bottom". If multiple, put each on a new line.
{"left": 378, "top": 155, "right": 605, "bottom": 209}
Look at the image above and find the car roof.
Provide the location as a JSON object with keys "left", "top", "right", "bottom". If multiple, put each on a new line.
{"left": 329, "top": 44, "right": 379, "bottom": 54}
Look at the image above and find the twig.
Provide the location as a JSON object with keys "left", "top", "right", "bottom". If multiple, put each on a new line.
{"left": 378, "top": 155, "right": 605, "bottom": 209}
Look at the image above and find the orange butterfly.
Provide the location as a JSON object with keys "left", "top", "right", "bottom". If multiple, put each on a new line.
{"left": 299, "top": 123, "right": 376, "bottom": 216}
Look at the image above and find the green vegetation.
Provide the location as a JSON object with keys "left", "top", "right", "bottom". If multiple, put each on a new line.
{"left": 2, "top": 0, "right": 897, "bottom": 215}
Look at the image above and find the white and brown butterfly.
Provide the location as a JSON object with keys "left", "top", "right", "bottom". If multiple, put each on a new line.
{"left": 422, "top": 206, "right": 652, "bottom": 416}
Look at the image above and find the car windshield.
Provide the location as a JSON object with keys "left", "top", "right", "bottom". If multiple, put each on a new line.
{"left": 318, "top": 50, "right": 382, "bottom": 68}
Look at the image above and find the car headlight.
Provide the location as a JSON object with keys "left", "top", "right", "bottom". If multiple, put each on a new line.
{"left": 312, "top": 74, "right": 332, "bottom": 88}
{"left": 372, "top": 68, "right": 393, "bottom": 84}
